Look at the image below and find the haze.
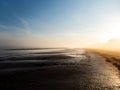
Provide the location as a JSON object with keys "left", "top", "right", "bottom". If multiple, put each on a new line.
{"left": 0, "top": 0, "right": 120, "bottom": 48}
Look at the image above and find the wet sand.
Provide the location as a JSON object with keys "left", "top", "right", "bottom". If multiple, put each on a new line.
{"left": 0, "top": 50, "right": 120, "bottom": 90}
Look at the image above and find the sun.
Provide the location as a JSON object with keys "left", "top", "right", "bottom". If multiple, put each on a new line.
{"left": 101, "top": 17, "right": 120, "bottom": 43}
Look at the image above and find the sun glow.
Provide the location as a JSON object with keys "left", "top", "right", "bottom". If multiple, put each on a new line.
{"left": 101, "top": 16, "right": 120, "bottom": 42}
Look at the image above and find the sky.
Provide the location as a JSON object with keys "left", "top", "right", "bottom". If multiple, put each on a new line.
{"left": 0, "top": 0, "right": 120, "bottom": 48}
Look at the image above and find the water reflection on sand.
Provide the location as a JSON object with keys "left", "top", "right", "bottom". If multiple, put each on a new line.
{"left": 0, "top": 49, "right": 120, "bottom": 90}
{"left": 0, "top": 48, "right": 86, "bottom": 72}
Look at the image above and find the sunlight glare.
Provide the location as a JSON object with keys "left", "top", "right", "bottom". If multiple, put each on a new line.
{"left": 102, "top": 17, "right": 120, "bottom": 42}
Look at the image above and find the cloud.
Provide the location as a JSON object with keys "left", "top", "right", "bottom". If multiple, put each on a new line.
{"left": 17, "top": 16, "right": 29, "bottom": 27}
{"left": 17, "top": 16, "right": 33, "bottom": 34}
{"left": 0, "top": 22, "right": 34, "bottom": 48}
{"left": 0, "top": 15, "right": 33, "bottom": 35}
{"left": 0, "top": 24, "right": 29, "bottom": 34}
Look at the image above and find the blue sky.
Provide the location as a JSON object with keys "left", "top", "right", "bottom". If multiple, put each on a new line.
{"left": 0, "top": 0, "right": 120, "bottom": 48}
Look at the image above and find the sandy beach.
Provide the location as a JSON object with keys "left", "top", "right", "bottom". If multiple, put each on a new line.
{"left": 0, "top": 49, "right": 120, "bottom": 90}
